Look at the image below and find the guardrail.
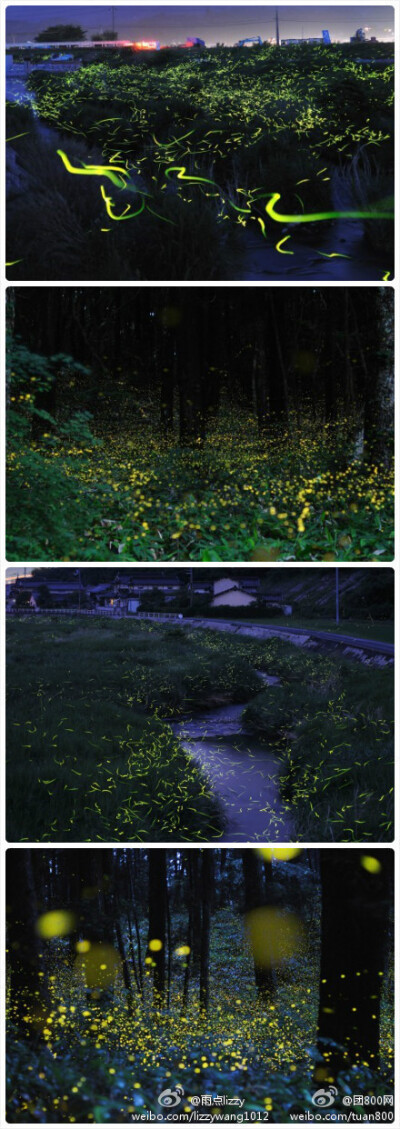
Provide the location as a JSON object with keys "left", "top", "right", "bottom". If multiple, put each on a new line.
{"left": 136, "top": 612, "right": 184, "bottom": 621}
{"left": 7, "top": 606, "right": 116, "bottom": 616}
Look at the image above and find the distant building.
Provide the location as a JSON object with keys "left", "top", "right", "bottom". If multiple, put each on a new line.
{"left": 281, "top": 36, "right": 329, "bottom": 46}
{"left": 350, "top": 28, "right": 366, "bottom": 43}
{"left": 211, "top": 578, "right": 257, "bottom": 608}
{"left": 281, "top": 37, "right": 325, "bottom": 45}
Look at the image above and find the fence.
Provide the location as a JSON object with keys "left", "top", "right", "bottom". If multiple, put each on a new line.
{"left": 6, "top": 607, "right": 184, "bottom": 620}
{"left": 7, "top": 606, "right": 116, "bottom": 617}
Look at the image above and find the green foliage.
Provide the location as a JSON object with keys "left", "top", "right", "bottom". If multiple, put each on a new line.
{"left": 6, "top": 621, "right": 393, "bottom": 842}
{"left": 244, "top": 650, "right": 393, "bottom": 841}
{"left": 6, "top": 618, "right": 263, "bottom": 842}
{"left": 34, "top": 24, "right": 86, "bottom": 42}
{"left": 6, "top": 401, "right": 394, "bottom": 560}
{"left": 7, "top": 43, "right": 393, "bottom": 280}
{"left": 6, "top": 337, "right": 103, "bottom": 558}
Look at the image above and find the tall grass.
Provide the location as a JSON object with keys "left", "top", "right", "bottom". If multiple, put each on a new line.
{"left": 6, "top": 618, "right": 393, "bottom": 842}
{"left": 6, "top": 617, "right": 260, "bottom": 842}
{"left": 244, "top": 657, "right": 393, "bottom": 840}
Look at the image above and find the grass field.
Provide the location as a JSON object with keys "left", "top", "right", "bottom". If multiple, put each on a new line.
{"left": 6, "top": 617, "right": 393, "bottom": 843}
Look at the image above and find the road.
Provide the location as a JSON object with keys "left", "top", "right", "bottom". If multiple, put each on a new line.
{"left": 136, "top": 613, "right": 394, "bottom": 658}
{"left": 190, "top": 618, "right": 394, "bottom": 657}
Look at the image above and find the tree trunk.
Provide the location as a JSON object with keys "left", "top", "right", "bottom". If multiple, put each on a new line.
{"left": 6, "top": 850, "right": 48, "bottom": 1038}
{"left": 199, "top": 851, "right": 213, "bottom": 1013}
{"left": 316, "top": 849, "right": 392, "bottom": 1080}
{"left": 242, "top": 851, "right": 276, "bottom": 1003}
{"left": 147, "top": 850, "right": 167, "bottom": 1002}
{"left": 363, "top": 289, "right": 394, "bottom": 465}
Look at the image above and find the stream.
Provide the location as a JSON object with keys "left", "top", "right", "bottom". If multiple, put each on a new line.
{"left": 7, "top": 72, "right": 391, "bottom": 284}
{"left": 172, "top": 672, "right": 294, "bottom": 842}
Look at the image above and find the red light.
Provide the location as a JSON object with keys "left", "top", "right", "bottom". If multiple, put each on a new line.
{"left": 131, "top": 40, "right": 160, "bottom": 51}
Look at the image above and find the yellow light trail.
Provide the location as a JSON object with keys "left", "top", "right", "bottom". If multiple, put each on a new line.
{"left": 57, "top": 149, "right": 128, "bottom": 187}
{"left": 275, "top": 235, "right": 294, "bottom": 255}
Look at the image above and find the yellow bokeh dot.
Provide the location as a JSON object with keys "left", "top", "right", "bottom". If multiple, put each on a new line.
{"left": 76, "top": 940, "right": 91, "bottom": 954}
{"left": 258, "top": 848, "right": 302, "bottom": 862}
{"left": 36, "top": 910, "right": 76, "bottom": 939}
{"left": 361, "top": 855, "right": 382, "bottom": 874}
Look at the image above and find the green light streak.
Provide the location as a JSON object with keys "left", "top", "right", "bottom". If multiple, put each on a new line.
{"left": 6, "top": 131, "right": 30, "bottom": 143}
{"left": 152, "top": 129, "right": 195, "bottom": 149}
{"left": 100, "top": 184, "right": 145, "bottom": 221}
{"left": 317, "top": 251, "right": 352, "bottom": 260}
{"left": 165, "top": 165, "right": 217, "bottom": 188}
{"left": 263, "top": 192, "right": 394, "bottom": 225}
{"left": 6, "top": 259, "right": 23, "bottom": 266}
{"left": 147, "top": 207, "right": 177, "bottom": 226}
{"left": 57, "top": 150, "right": 128, "bottom": 188}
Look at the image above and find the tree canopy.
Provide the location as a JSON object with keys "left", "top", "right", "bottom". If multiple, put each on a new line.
{"left": 34, "top": 25, "right": 86, "bottom": 42}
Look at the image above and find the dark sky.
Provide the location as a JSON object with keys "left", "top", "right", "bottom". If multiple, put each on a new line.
{"left": 6, "top": 5, "right": 395, "bottom": 45}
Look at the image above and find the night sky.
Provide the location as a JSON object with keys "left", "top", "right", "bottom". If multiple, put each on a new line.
{"left": 6, "top": 5, "right": 395, "bottom": 45}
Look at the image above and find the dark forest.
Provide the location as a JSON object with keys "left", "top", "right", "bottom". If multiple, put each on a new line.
{"left": 6, "top": 287, "right": 394, "bottom": 561}
{"left": 6, "top": 848, "right": 394, "bottom": 1123}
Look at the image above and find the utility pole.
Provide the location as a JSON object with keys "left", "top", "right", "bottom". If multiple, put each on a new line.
{"left": 189, "top": 567, "right": 193, "bottom": 608}
{"left": 275, "top": 8, "right": 280, "bottom": 46}
{"left": 111, "top": 6, "right": 115, "bottom": 35}
{"left": 335, "top": 568, "right": 340, "bottom": 625}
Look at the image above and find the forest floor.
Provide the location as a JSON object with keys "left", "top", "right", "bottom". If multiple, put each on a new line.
{"left": 7, "top": 619, "right": 393, "bottom": 843}
{"left": 7, "top": 417, "right": 394, "bottom": 561}
{"left": 6, "top": 901, "right": 394, "bottom": 1124}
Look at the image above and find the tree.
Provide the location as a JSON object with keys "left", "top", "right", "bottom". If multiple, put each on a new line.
{"left": 147, "top": 851, "right": 167, "bottom": 1001}
{"left": 199, "top": 850, "right": 213, "bottom": 1013}
{"left": 92, "top": 30, "right": 118, "bottom": 41}
{"left": 316, "top": 849, "right": 392, "bottom": 1080}
{"left": 9, "top": 286, "right": 394, "bottom": 464}
{"left": 14, "top": 588, "right": 32, "bottom": 608}
{"left": 363, "top": 289, "right": 394, "bottom": 465}
{"left": 36, "top": 584, "right": 52, "bottom": 608}
{"left": 6, "top": 850, "right": 48, "bottom": 1037}
{"left": 242, "top": 851, "right": 275, "bottom": 1003}
{"left": 34, "top": 25, "right": 86, "bottom": 42}
{"left": 139, "top": 589, "right": 166, "bottom": 612}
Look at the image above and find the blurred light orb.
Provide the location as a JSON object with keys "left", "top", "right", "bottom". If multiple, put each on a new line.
{"left": 36, "top": 910, "right": 76, "bottom": 939}
{"left": 245, "top": 907, "right": 304, "bottom": 968}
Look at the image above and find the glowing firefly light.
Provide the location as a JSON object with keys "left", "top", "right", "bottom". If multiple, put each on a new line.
{"left": 263, "top": 192, "right": 394, "bottom": 225}
{"left": 57, "top": 150, "right": 128, "bottom": 188}
{"left": 317, "top": 251, "right": 352, "bottom": 259}
{"left": 100, "top": 184, "right": 145, "bottom": 221}
{"left": 275, "top": 234, "right": 294, "bottom": 255}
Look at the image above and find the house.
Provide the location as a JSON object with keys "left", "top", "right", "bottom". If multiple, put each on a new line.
{"left": 211, "top": 578, "right": 257, "bottom": 608}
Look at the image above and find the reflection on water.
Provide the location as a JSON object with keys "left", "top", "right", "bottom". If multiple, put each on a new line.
{"left": 172, "top": 684, "right": 293, "bottom": 841}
